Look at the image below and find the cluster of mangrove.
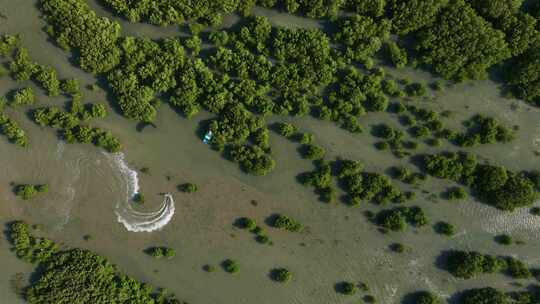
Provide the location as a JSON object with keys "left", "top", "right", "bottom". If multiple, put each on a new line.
{"left": 0, "top": 109, "right": 28, "bottom": 147}
{"left": 14, "top": 184, "right": 48, "bottom": 200}
{"left": 375, "top": 206, "right": 428, "bottom": 232}
{"left": 422, "top": 152, "right": 538, "bottom": 211}
{"left": 145, "top": 246, "right": 176, "bottom": 259}
{"left": 0, "top": 34, "right": 120, "bottom": 152}
{"left": 33, "top": 100, "right": 120, "bottom": 153}
{"left": 94, "top": 0, "right": 540, "bottom": 107}
{"left": 444, "top": 250, "right": 531, "bottom": 280}
{"left": 7, "top": 221, "right": 183, "bottom": 303}
{"left": 235, "top": 217, "right": 272, "bottom": 244}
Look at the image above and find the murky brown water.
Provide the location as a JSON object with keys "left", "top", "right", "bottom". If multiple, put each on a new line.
{"left": 1, "top": 1, "right": 540, "bottom": 304}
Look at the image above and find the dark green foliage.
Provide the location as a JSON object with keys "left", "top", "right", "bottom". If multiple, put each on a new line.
{"left": 377, "top": 206, "right": 427, "bottom": 231}
{"left": 0, "top": 112, "right": 29, "bottom": 147}
{"left": 108, "top": 37, "right": 185, "bottom": 122}
{"left": 387, "top": 0, "right": 448, "bottom": 35}
{"left": 179, "top": 183, "right": 198, "bottom": 193}
{"left": 222, "top": 259, "right": 240, "bottom": 273}
{"left": 496, "top": 234, "right": 513, "bottom": 245}
{"left": 272, "top": 214, "right": 302, "bottom": 232}
{"left": 338, "top": 281, "right": 357, "bottom": 295}
{"left": 378, "top": 208, "right": 407, "bottom": 231}
{"left": 133, "top": 193, "right": 145, "bottom": 204}
{"left": 34, "top": 65, "right": 60, "bottom": 97}
{"left": 406, "top": 83, "right": 428, "bottom": 97}
{"left": 301, "top": 143, "right": 326, "bottom": 160}
{"left": 455, "top": 114, "right": 514, "bottom": 147}
{"left": 0, "top": 34, "right": 20, "bottom": 56}
{"left": 61, "top": 78, "right": 80, "bottom": 96}
{"left": 277, "top": 122, "right": 297, "bottom": 138}
{"left": 100, "top": 0, "right": 242, "bottom": 26}
{"left": 299, "top": 160, "right": 336, "bottom": 203}
{"left": 229, "top": 144, "right": 275, "bottom": 175}
{"left": 236, "top": 217, "right": 257, "bottom": 231}
{"left": 11, "top": 87, "right": 35, "bottom": 106}
{"left": 8, "top": 221, "right": 58, "bottom": 264}
{"left": 506, "top": 257, "right": 531, "bottom": 279}
{"left": 469, "top": 0, "right": 539, "bottom": 57}
{"left": 146, "top": 246, "right": 176, "bottom": 259}
{"left": 531, "top": 207, "right": 540, "bottom": 216}
{"left": 509, "top": 44, "right": 540, "bottom": 106}
{"left": 435, "top": 221, "right": 455, "bottom": 236}
{"left": 8, "top": 221, "right": 181, "bottom": 303}
{"left": 41, "top": 0, "right": 121, "bottom": 74}
{"left": 424, "top": 152, "right": 537, "bottom": 211}
{"left": 445, "top": 250, "right": 506, "bottom": 279}
{"left": 446, "top": 187, "right": 467, "bottom": 200}
{"left": 460, "top": 288, "right": 509, "bottom": 304}
{"left": 9, "top": 47, "right": 38, "bottom": 82}
{"left": 342, "top": 168, "right": 404, "bottom": 205}
{"left": 390, "top": 243, "right": 405, "bottom": 253}
{"left": 15, "top": 184, "right": 48, "bottom": 200}
{"left": 424, "top": 152, "right": 478, "bottom": 182}
{"left": 384, "top": 41, "right": 408, "bottom": 68}
{"left": 33, "top": 105, "right": 121, "bottom": 152}
{"left": 272, "top": 268, "right": 292, "bottom": 283}
{"left": 334, "top": 15, "right": 391, "bottom": 63}
{"left": 414, "top": 0, "right": 511, "bottom": 80}
{"left": 410, "top": 291, "right": 442, "bottom": 304}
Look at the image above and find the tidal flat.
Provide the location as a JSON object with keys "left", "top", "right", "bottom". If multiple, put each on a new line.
{"left": 1, "top": 1, "right": 540, "bottom": 304}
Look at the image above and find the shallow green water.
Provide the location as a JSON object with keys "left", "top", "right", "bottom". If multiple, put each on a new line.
{"left": 1, "top": 1, "right": 540, "bottom": 304}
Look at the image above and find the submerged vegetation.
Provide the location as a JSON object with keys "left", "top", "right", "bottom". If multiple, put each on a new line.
{"left": 7, "top": 221, "right": 182, "bottom": 303}
{"left": 1, "top": 0, "right": 540, "bottom": 303}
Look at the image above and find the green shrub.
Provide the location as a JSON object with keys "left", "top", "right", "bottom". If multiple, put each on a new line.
{"left": 272, "top": 268, "right": 292, "bottom": 283}
{"left": 272, "top": 214, "right": 302, "bottom": 232}
{"left": 338, "top": 281, "right": 357, "bottom": 295}
{"left": 222, "top": 259, "right": 239, "bottom": 274}
{"left": 435, "top": 221, "right": 455, "bottom": 236}
{"left": 179, "top": 183, "right": 198, "bottom": 193}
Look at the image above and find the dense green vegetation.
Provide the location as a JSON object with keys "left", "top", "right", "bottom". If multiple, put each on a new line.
{"left": 7, "top": 221, "right": 182, "bottom": 303}
{"left": 222, "top": 259, "right": 240, "bottom": 273}
{"left": 25, "top": 1, "right": 540, "bottom": 301}
{"left": 0, "top": 111, "right": 28, "bottom": 147}
{"left": 423, "top": 152, "right": 538, "bottom": 211}
{"left": 376, "top": 206, "right": 428, "bottom": 231}
{"left": 33, "top": 104, "right": 121, "bottom": 152}
{"left": 444, "top": 250, "right": 531, "bottom": 280}
{"left": 271, "top": 214, "right": 302, "bottom": 232}
{"left": 337, "top": 281, "right": 357, "bottom": 295}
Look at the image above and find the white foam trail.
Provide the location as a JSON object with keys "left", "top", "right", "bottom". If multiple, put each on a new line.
{"left": 109, "top": 152, "right": 140, "bottom": 198}
{"left": 105, "top": 152, "right": 175, "bottom": 232}
{"left": 116, "top": 193, "right": 175, "bottom": 232}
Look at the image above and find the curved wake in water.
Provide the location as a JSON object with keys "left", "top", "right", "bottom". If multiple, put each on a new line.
{"left": 105, "top": 152, "right": 175, "bottom": 232}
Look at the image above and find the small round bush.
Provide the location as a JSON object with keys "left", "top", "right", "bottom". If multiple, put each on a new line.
{"left": 435, "top": 221, "right": 455, "bottom": 236}
{"left": 272, "top": 268, "right": 293, "bottom": 283}
{"left": 375, "top": 141, "right": 390, "bottom": 151}
{"left": 133, "top": 193, "right": 145, "bottom": 204}
{"left": 236, "top": 217, "right": 256, "bottom": 231}
{"left": 222, "top": 259, "right": 239, "bottom": 274}
{"left": 390, "top": 243, "right": 405, "bottom": 253}
{"left": 495, "top": 234, "right": 512, "bottom": 245}
{"left": 531, "top": 207, "right": 540, "bottom": 216}
{"left": 338, "top": 281, "right": 357, "bottom": 295}
{"left": 179, "top": 183, "right": 198, "bottom": 193}
{"left": 203, "top": 264, "right": 216, "bottom": 272}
